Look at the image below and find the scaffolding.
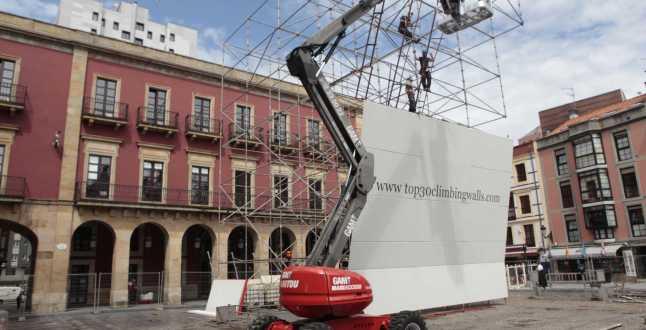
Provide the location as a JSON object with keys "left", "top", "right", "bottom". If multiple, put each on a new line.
{"left": 204, "top": 0, "right": 524, "bottom": 279}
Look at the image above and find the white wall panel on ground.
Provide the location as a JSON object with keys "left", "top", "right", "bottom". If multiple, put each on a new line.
{"left": 349, "top": 102, "right": 512, "bottom": 315}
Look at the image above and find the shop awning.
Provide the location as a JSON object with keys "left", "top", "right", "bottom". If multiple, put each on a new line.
{"left": 549, "top": 244, "right": 623, "bottom": 259}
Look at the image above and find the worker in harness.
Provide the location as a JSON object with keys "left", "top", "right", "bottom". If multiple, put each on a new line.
{"left": 418, "top": 50, "right": 433, "bottom": 92}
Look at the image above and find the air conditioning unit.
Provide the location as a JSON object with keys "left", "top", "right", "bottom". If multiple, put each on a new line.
{"left": 438, "top": 0, "right": 493, "bottom": 34}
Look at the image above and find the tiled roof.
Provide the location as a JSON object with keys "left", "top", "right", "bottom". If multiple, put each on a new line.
{"left": 548, "top": 94, "right": 646, "bottom": 136}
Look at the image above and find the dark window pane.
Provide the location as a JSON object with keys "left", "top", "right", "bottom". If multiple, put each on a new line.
{"left": 560, "top": 181, "right": 574, "bottom": 208}
{"left": 308, "top": 120, "right": 320, "bottom": 149}
{"left": 142, "top": 160, "right": 163, "bottom": 202}
{"left": 308, "top": 178, "right": 322, "bottom": 210}
{"left": 629, "top": 206, "right": 646, "bottom": 237}
{"left": 565, "top": 215, "right": 579, "bottom": 243}
{"left": 519, "top": 195, "right": 531, "bottom": 214}
{"left": 515, "top": 163, "right": 527, "bottom": 182}
{"left": 191, "top": 166, "right": 209, "bottom": 205}
{"left": 234, "top": 170, "right": 251, "bottom": 207}
{"left": 621, "top": 167, "right": 640, "bottom": 199}
{"left": 523, "top": 224, "right": 535, "bottom": 247}
{"left": 555, "top": 149, "right": 568, "bottom": 176}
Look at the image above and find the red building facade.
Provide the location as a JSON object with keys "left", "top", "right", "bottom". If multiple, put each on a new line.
{"left": 0, "top": 12, "right": 358, "bottom": 312}
{"left": 537, "top": 92, "right": 646, "bottom": 275}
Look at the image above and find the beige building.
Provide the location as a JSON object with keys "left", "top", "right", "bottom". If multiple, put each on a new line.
{"left": 505, "top": 141, "right": 550, "bottom": 264}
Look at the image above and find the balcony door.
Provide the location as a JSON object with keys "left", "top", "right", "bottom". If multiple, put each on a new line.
{"left": 273, "top": 112, "right": 287, "bottom": 145}
{"left": 142, "top": 160, "right": 164, "bottom": 202}
{"left": 147, "top": 88, "right": 167, "bottom": 125}
{"left": 94, "top": 78, "right": 117, "bottom": 117}
{"left": 0, "top": 59, "right": 16, "bottom": 102}
{"left": 193, "top": 97, "right": 211, "bottom": 132}
{"left": 86, "top": 154, "right": 112, "bottom": 199}
{"left": 234, "top": 170, "right": 252, "bottom": 207}
{"left": 307, "top": 119, "right": 321, "bottom": 149}
{"left": 191, "top": 166, "right": 209, "bottom": 205}
{"left": 235, "top": 105, "right": 251, "bottom": 136}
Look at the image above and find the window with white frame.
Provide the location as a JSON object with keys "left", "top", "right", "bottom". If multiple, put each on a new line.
{"left": 555, "top": 148, "right": 568, "bottom": 176}
{"left": 94, "top": 77, "right": 117, "bottom": 117}
{"left": 191, "top": 166, "right": 209, "bottom": 205}
{"left": 613, "top": 131, "right": 632, "bottom": 161}
{"left": 193, "top": 97, "right": 211, "bottom": 132}
{"left": 308, "top": 178, "right": 322, "bottom": 210}
{"left": 235, "top": 104, "right": 252, "bottom": 136}
{"left": 273, "top": 175, "right": 289, "bottom": 208}
{"left": 86, "top": 154, "right": 111, "bottom": 199}
{"left": 142, "top": 160, "right": 163, "bottom": 202}
{"left": 574, "top": 134, "right": 605, "bottom": 169}
{"left": 234, "top": 170, "right": 252, "bottom": 207}
{"left": 578, "top": 169, "right": 612, "bottom": 204}
{"left": 629, "top": 205, "right": 645, "bottom": 237}
{"left": 565, "top": 215, "right": 580, "bottom": 243}
{"left": 273, "top": 112, "right": 288, "bottom": 145}
{"left": 0, "top": 59, "right": 16, "bottom": 101}
{"left": 307, "top": 119, "right": 321, "bottom": 149}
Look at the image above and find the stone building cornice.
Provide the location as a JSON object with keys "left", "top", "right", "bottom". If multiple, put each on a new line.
{"left": 0, "top": 11, "right": 363, "bottom": 113}
{"left": 536, "top": 103, "right": 645, "bottom": 150}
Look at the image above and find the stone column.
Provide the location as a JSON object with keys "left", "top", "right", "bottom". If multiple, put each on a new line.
{"left": 255, "top": 230, "right": 270, "bottom": 276}
{"left": 163, "top": 231, "right": 183, "bottom": 305}
{"left": 214, "top": 230, "right": 229, "bottom": 279}
{"left": 293, "top": 229, "right": 307, "bottom": 260}
{"left": 110, "top": 227, "right": 131, "bottom": 308}
{"left": 30, "top": 205, "right": 74, "bottom": 313}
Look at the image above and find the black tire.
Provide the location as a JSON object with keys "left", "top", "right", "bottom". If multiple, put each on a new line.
{"left": 299, "top": 322, "right": 331, "bottom": 330}
{"left": 249, "top": 315, "right": 280, "bottom": 330}
{"left": 389, "top": 311, "right": 427, "bottom": 330}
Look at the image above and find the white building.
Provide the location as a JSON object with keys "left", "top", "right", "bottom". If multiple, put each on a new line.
{"left": 56, "top": 0, "right": 198, "bottom": 57}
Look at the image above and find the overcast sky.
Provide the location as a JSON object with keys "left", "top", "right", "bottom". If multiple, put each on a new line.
{"left": 2, "top": 0, "right": 645, "bottom": 142}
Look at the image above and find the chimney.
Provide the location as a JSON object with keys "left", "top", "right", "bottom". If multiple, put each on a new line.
{"left": 568, "top": 106, "right": 578, "bottom": 120}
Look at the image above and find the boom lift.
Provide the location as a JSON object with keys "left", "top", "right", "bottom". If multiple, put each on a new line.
{"left": 250, "top": 1, "right": 425, "bottom": 329}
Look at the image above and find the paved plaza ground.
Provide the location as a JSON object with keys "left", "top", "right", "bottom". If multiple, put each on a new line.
{"left": 10, "top": 290, "right": 646, "bottom": 329}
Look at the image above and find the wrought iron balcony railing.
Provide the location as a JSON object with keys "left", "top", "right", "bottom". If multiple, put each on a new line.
{"left": 185, "top": 115, "right": 222, "bottom": 140}
{"left": 0, "top": 175, "right": 27, "bottom": 199}
{"left": 0, "top": 83, "right": 27, "bottom": 110}
{"left": 267, "top": 130, "right": 299, "bottom": 152}
{"left": 136, "top": 107, "right": 179, "bottom": 131}
{"left": 76, "top": 181, "right": 216, "bottom": 206}
{"left": 227, "top": 123, "right": 264, "bottom": 146}
{"left": 82, "top": 97, "right": 129, "bottom": 122}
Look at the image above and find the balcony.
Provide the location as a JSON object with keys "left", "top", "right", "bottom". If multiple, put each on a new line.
{"left": 136, "top": 107, "right": 179, "bottom": 136}
{"left": 0, "top": 176, "right": 27, "bottom": 201}
{"left": 227, "top": 123, "right": 263, "bottom": 149}
{"left": 0, "top": 83, "right": 27, "bottom": 114}
{"left": 508, "top": 208, "right": 517, "bottom": 221}
{"left": 81, "top": 97, "right": 129, "bottom": 128}
{"left": 75, "top": 181, "right": 217, "bottom": 208}
{"left": 267, "top": 130, "right": 299, "bottom": 154}
{"left": 303, "top": 138, "right": 336, "bottom": 161}
{"left": 185, "top": 115, "right": 222, "bottom": 142}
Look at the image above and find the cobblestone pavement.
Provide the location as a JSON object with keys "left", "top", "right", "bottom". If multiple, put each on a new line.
{"left": 11, "top": 291, "right": 646, "bottom": 329}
